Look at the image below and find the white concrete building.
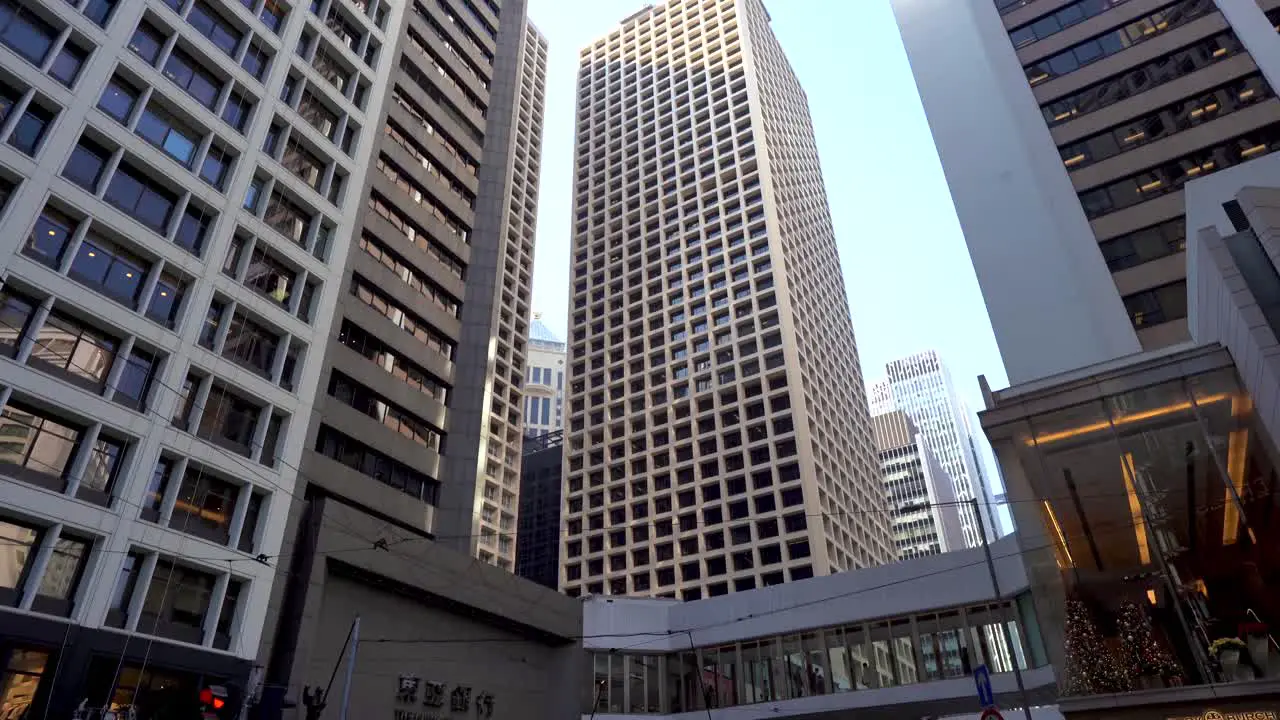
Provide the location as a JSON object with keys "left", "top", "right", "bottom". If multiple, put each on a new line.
{"left": 876, "top": 351, "right": 1000, "bottom": 547}
{"left": 0, "top": 0, "right": 402, "bottom": 708}
{"left": 525, "top": 312, "right": 565, "bottom": 437}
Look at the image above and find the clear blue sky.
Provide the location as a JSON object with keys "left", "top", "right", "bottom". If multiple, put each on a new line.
{"left": 525, "top": 0, "right": 1012, "bottom": 497}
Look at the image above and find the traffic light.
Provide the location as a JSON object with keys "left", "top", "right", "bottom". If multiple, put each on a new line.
{"left": 199, "top": 685, "right": 231, "bottom": 719}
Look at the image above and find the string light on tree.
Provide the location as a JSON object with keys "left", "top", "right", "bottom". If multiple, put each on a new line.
{"left": 1063, "top": 598, "right": 1131, "bottom": 695}
{"left": 1117, "top": 600, "right": 1181, "bottom": 686}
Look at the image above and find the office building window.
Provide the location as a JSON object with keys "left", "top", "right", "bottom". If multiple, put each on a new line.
{"left": 33, "top": 533, "right": 89, "bottom": 615}
{"left": 104, "top": 162, "right": 178, "bottom": 234}
{"left": 7, "top": 101, "right": 53, "bottom": 156}
{"left": 24, "top": 206, "right": 77, "bottom": 268}
{"left": 1123, "top": 281, "right": 1188, "bottom": 328}
{"left": 68, "top": 232, "right": 148, "bottom": 308}
{"left": 0, "top": 0, "right": 58, "bottom": 65}
{"left": 105, "top": 551, "right": 143, "bottom": 627}
{"left": 63, "top": 137, "right": 111, "bottom": 191}
{"left": 314, "top": 425, "right": 441, "bottom": 504}
{"left": 138, "top": 560, "right": 217, "bottom": 644}
{"left": 1098, "top": 218, "right": 1186, "bottom": 272}
{"left": 29, "top": 309, "right": 119, "bottom": 390}
{"left": 169, "top": 465, "right": 240, "bottom": 544}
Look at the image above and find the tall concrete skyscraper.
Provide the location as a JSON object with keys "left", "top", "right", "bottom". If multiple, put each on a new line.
{"left": 873, "top": 351, "right": 998, "bottom": 547}
{"left": 295, "top": 3, "right": 548, "bottom": 573}
{"left": 560, "top": 0, "right": 892, "bottom": 600}
{"left": 893, "top": 0, "right": 1280, "bottom": 384}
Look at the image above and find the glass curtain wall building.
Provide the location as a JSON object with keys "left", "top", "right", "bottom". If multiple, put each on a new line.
{"left": 983, "top": 345, "right": 1280, "bottom": 703}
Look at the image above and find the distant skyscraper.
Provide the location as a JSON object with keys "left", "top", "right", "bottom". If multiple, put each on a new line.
{"left": 560, "top": 0, "right": 893, "bottom": 599}
{"left": 891, "top": 0, "right": 1280, "bottom": 384}
{"left": 872, "top": 410, "right": 967, "bottom": 559}
{"left": 879, "top": 351, "right": 997, "bottom": 547}
{"left": 868, "top": 378, "right": 896, "bottom": 416}
{"left": 525, "top": 313, "right": 566, "bottom": 437}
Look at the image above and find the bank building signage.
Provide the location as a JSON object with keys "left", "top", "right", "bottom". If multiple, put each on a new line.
{"left": 393, "top": 675, "right": 495, "bottom": 720}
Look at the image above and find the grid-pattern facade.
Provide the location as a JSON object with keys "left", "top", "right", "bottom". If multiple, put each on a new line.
{"left": 872, "top": 410, "right": 966, "bottom": 559}
{"left": 882, "top": 351, "right": 996, "bottom": 547}
{"left": 560, "top": 0, "right": 891, "bottom": 601}
{"left": 295, "top": 0, "right": 546, "bottom": 572}
{"left": 0, "top": 0, "right": 398, "bottom": 698}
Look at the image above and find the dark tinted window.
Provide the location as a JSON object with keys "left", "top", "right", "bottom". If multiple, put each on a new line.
{"left": 163, "top": 48, "right": 221, "bottom": 109}
{"left": 7, "top": 102, "right": 53, "bottom": 156}
{"left": 98, "top": 76, "right": 140, "bottom": 122}
{"left": 0, "top": 0, "right": 58, "bottom": 64}
{"left": 104, "top": 162, "right": 177, "bottom": 232}
{"left": 128, "top": 20, "right": 164, "bottom": 63}
{"left": 48, "top": 42, "right": 87, "bottom": 86}
{"left": 62, "top": 137, "right": 110, "bottom": 190}
{"left": 24, "top": 206, "right": 76, "bottom": 268}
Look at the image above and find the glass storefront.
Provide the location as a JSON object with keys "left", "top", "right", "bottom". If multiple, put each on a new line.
{"left": 1, "top": 646, "right": 50, "bottom": 720}
{"left": 584, "top": 597, "right": 1045, "bottom": 713}
{"left": 989, "top": 364, "right": 1280, "bottom": 697}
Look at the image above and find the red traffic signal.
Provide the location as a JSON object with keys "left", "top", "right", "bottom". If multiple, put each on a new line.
{"left": 200, "top": 685, "right": 229, "bottom": 713}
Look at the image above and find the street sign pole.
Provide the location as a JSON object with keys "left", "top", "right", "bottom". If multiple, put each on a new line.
{"left": 973, "top": 498, "right": 1035, "bottom": 720}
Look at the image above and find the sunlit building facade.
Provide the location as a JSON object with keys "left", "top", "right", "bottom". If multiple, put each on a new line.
{"left": 561, "top": 0, "right": 892, "bottom": 600}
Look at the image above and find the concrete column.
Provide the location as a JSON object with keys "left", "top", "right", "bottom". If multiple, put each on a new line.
{"left": 213, "top": 300, "right": 237, "bottom": 354}
{"left": 40, "top": 28, "right": 73, "bottom": 74}
{"left": 164, "top": 191, "right": 193, "bottom": 241}
{"left": 158, "top": 34, "right": 181, "bottom": 69}
{"left": 228, "top": 485, "right": 252, "bottom": 550}
{"left": 126, "top": 86, "right": 155, "bottom": 131}
{"left": 191, "top": 133, "right": 217, "bottom": 181}
{"left": 15, "top": 297, "right": 54, "bottom": 363}
{"left": 202, "top": 571, "right": 231, "bottom": 647}
{"left": 102, "top": 335, "right": 136, "bottom": 402}
{"left": 0, "top": 88, "right": 36, "bottom": 140}
{"left": 249, "top": 404, "right": 274, "bottom": 462}
{"left": 96, "top": 148, "right": 126, "bottom": 198}
{"left": 187, "top": 373, "right": 215, "bottom": 435}
{"left": 63, "top": 422, "right": 102, "bottom": 496}
{"left": 55, "top": 214, "right": 93, "bottom": 275}
{"left": 288, "top": 269, "right": 310, "bottom": 316}
{"left": 158, "top": 456, "right": 190, "bottom": 525}
{"left": 17, "top": 523, "right": 62, "bottom": 610}
{"left": 234, "top": 234, "right": 258, "bottom": 281}
{"left": 127, "top": 552, "right": 159, "bottom": 632}
{"left": 137, "top": 258, "right": 166, "bottom": 317}
{"left": 270, "top": 333, "right": 292, "bottom": 385}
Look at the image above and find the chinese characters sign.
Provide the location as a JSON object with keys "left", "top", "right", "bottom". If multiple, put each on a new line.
{"left": 394, "top": 675, "right": 495, "bottom": 720}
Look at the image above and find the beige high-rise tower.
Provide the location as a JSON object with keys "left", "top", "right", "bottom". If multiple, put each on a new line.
{"left": 560, "top": 0, "right": 892, "bottom": 600}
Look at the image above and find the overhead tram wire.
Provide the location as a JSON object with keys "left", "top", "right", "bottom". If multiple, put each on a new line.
{"left": 0, "top": 313, "right": 1244, "bottom": 634}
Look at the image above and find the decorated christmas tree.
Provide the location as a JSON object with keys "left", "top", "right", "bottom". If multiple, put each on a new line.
{"left": 1117, "top": 600, "right": 1182, "bottom": 683}
{"left": 1063, "top": 598, "right": 1131, "bottom": 694}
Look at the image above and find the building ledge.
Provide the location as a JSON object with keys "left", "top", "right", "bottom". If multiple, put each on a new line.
{"left": 1058, "top": 678, "right": 1280, "bottom": 714}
